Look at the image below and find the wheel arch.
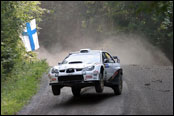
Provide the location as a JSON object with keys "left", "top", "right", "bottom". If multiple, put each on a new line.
{"left": 118, "top": 68, "right": 123, "bottom": 75}
{"left": 100, "top": 66, "right": 104, "bottom": 75}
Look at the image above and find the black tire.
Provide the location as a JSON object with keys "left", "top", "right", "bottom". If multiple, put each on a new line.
{"left": 72, "top": 87, "right": 81, "bottom": 97}
{"left": 51, "top": 85, "right": 61, "bottom": 95}
{"left": 113, "top": 72, "right": 123, "bottom": 95}
{"left": 95, "top": 73, "right": 104, "bottom": 93}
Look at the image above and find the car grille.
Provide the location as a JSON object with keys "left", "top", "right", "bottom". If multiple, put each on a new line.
{"left": 66, "top": 68, "right": 75, "bottom": 73}
{"left": 58, "top": 75, "right": 84, "bottom": 82}
{"left": 59, "top": 68, "right": 83, "bottom": 74}
{"left": 76, "top": 68, "right": 83, "bottom": 71}
{"left": 59, "top": 70, "right": 65, "bottom": 72}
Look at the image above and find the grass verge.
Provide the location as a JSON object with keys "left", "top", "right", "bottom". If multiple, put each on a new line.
{"left": 1, "top": 59, "right": 49, "bottom": 115}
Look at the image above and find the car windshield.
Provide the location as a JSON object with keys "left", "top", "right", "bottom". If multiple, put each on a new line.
{"left": 62, "top": 53, "right": 101, "bottom": 64}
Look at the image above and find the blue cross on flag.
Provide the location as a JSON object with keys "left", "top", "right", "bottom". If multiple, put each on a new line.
{"left": 21, "top": 19, "right": 39, "bottom": 52}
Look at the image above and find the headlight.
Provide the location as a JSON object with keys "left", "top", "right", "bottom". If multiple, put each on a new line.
{"left": 51, "top": 68, "right": 55, "bottom": 73}
{"left": 54, "top": 69, "right": 59, "bottom": 73}
{"left": 51, "top": 68, "right": 59, "bottom": 73}
{"left": 83, "top": 66, "right": 95, "bottom": 71}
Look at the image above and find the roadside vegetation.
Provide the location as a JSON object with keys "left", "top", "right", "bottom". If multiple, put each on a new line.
{"left": 1, "top": 60, "right": 49, "bottom": 115}
{"left": 1, "top": 1, "right": 49, "bottom": 115}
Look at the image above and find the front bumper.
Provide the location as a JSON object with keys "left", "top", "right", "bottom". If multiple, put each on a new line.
{"left": 49, "top": 80, "right": 97, "bottom": 87}
{"left": 49, "top": 72, "right": 100, "bottom": 86}
{"left": 49, "top": 80, "right": 120, "bottom": 88}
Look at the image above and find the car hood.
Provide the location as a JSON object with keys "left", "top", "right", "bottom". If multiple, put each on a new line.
{"left": 53, "top": 63, "right": 96, "bottom": 70}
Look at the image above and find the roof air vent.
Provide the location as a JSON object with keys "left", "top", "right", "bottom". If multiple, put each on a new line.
{"left": 80, "top": 49, "right": 91, "bottom": 53}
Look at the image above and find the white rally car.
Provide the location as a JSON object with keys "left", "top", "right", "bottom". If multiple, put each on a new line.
{"left": 48, "top": 49, "right": 123, "bottom": 96}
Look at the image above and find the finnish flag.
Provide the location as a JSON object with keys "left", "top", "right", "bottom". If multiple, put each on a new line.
{"left": 21, "top": 19, "right": 39, "bottom": 52}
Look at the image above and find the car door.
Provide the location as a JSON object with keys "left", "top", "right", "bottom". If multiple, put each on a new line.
{"left": 102, "top": 52, "right": 115, "bottom": 80}
{"left": 112, "top": 56, "right": 121, "bottom": 71}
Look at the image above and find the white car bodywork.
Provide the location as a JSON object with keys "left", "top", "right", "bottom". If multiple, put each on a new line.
{"left": 48, "top": 49, "right": 123, "bottom": 96}
{"left": 48, "top": 49, "right": 121, "bottom": 84}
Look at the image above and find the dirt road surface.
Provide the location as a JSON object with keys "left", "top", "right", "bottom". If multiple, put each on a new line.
{"left": 17, "top": 65, "right": 173, "bottom": 115}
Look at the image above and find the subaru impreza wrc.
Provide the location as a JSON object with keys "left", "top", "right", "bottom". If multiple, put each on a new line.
{"left": 48, "top": 49, "right": 123, "bottom": 96}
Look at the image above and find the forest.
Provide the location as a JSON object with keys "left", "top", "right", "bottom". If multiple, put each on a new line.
{"left": 1, "top": 1, "right": 49, "bottom": 115}
{"left": 39, "top": 1, "right": 173, "bottom": 62}
{"left": 2, "top": 1, "right": 173, "bottom": 78}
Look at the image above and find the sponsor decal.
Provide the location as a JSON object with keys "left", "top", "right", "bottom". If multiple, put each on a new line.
{"left": 105, "top": 64, "right": 109, "bottom": 68}
{"left": 111, "top": 71, "right": 118, "bottom": 79}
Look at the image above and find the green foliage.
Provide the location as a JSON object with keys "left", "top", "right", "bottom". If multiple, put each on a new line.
{"left": 1, "top": 1, "right": 49, "bottom": 115}
{"left": 81, "top": 1, "right": 173, "bottom": 62}
{"left": 1, "top": 1, "right": 48, "bottom": 75}
{"left": 1, "top": 60, "right": 49, "bottom": 115}
{"left": 1, "top": 64, "right": 4, "bottom": 78}
{"left": 39, "top": 1, "right": 173, "bottom": 62}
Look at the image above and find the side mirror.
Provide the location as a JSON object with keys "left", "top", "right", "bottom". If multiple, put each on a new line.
{"left": 104, "top": 59, "right": 109, "bottom": 63}
{"left": 113, "top": 56, "right": 120, "bottom": 63}
{"left": 113, "top": 56, "right": 118, "bottom": 59}
{"left": 58, "top": 62, "right": 62, "bottom": 65}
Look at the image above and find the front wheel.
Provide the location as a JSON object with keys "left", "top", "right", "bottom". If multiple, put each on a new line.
{"left": 113, "top": 72, "right": 123, "bottom": 95}
{"left": 51, "top": 85, "right": 61, "bottom": 95}
{"left": 95, "top": 73, "right": 104, "bottom": 93}
{"left": 71, "top": 87, "right": 81, "bottom": 97}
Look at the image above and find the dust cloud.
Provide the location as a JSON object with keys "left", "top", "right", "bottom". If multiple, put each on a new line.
{"left": 35, "top": 1, "right": 172, "bottom": 66}
{"left": 35, "top": 33, "right": 172, "bottom": 66}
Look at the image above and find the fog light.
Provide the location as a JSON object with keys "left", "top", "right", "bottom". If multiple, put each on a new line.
{"left": 86, "top": 75, "right": 92, "bottom": 78}
{"left": 51, "top": 78, "right": 56, "bottom": 81}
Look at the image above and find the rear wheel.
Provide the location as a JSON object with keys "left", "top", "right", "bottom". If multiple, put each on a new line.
{"left": 51, "top": 85, "right": 61, "bottom": 95}
{"left": 95, "top": 73, "right": 104, "bottom": 93}
{"left": 72, "top": 87, "right": 81, "bottom": 97}
{"left": 113, "top": 72, "right": 123, "bottom": 95}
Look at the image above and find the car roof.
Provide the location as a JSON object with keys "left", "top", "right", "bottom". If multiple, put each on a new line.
{"left": 69, "top": 49, "right": 103, "bottom": 55}
{"left": 62, "top": 49, "right": 103, "bottom": 63}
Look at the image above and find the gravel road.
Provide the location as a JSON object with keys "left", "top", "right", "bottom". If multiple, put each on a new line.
{"left": 17, "top": 65, "right": 173, "bottom": 115}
